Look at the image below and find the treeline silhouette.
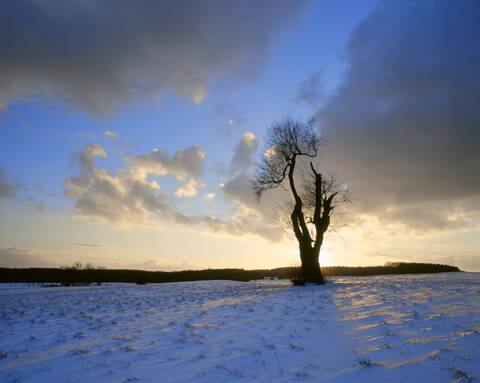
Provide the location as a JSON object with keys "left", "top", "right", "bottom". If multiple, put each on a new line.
{"left": 0, "top": 262, "right": 460, "bottom": 286}
{"left": 321, "top": 262, "right": 460, "bottom": 276}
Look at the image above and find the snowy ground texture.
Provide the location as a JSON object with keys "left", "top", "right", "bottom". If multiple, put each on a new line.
{"left": 1, "top": 273, "right": 479, "bottom": 382}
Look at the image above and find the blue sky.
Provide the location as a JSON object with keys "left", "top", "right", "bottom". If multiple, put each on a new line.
{"left": 1, "top": 0, "right": 479, "bottom": 271}
{"left": 1, "top": 0, "right": 376, "bottom": 217}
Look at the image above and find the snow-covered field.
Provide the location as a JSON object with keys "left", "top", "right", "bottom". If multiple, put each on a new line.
{"left": 1, "top": 273, "right": 479, "bottom": 382}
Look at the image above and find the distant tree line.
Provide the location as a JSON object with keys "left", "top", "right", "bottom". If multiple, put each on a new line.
{"left": 0, "top": 262, "right": 461, "bottom": 285}
{"left": 319, "top": 262, "right": 460, "bottom": 277}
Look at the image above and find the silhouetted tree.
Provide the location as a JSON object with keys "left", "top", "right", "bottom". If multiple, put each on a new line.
{"left": 254, "top": 117, "right": 349, "bottom": 284}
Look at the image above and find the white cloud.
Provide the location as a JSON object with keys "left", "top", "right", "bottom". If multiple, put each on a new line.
{"left": 125, "top": 145, "right": 206, "bottom": 181}
{"left": 64, "top": 145, "right": 167, "bottom": 228}
{"left": 63, "top": 144, "right": 282, "bottom": 242}
{"left": 204, "top": 193, "right": 216, "bottom": 201}
{"left": 264, "top": 145, "right": 277, "bottom": 160}
{"left": 174, "top": 178, "right": 205, "bottom": 198}
{"left": 104, "top": 130, "right": 117, "bottom": 137}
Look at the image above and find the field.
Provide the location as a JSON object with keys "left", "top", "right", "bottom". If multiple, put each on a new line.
{"left": 1, "top": 273, "right": 479, "bottom": 382}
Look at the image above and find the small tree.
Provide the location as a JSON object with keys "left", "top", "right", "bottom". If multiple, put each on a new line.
{"left": 254, "top": 117, "right": 348, "bottom": 284}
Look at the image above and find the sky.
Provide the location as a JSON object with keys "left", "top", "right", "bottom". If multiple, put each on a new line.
{"left": 1, "top": 0, "right": 479, "bottom": 272}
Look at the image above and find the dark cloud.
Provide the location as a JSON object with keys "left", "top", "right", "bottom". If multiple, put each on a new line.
{"left": 380, "top": 204, "right": 474, "bottom": 234}
{"left": 230, "top": 132, "right": 259, "bottom": 173}
{"left": 317, "top": 0, "right": 480, "bottom": 231}
{"left": 220, "top": 171, "right": 287, "bottom": 236}
{"left": 219, "top": 133, "right": 286, "bottom": 239}
{"left": 0, "top": 167, "right": 48, "bottom": 210}
{"left": 70, "top": 144, "right": 106, "bottom": 174}
{"left": 22, "top": 195, "right": 48, "bottom": 211}
{"left": 222, "top": 173, "right": 257, "bottom": 207}
{"left": 0, "top": 0, "right": 313, "bottom": 114}
{"left": 0, "top": 167, "right": 16, "bottom": 199}
{"left": 295, "top": 71, "right": 324, "bottom": 106}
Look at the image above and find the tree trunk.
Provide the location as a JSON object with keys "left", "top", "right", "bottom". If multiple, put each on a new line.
{"left": 298, "top": 240, "right": 324, "bottom": 284}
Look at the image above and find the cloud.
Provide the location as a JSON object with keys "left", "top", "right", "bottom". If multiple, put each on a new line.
{"left": 380, "top": 204, "right": 475, "bottom": 234}
{"left": 230, "top": 132, "right": 258, "bottom": 173}
{"left": 22, "top": 195, "right": 48, "bottom": 212}
{"left": 0, "top": 167, "right": 48, "bottom": 210}
{"left": 295, "top": 70, "right": 324, "bottom": 106}
{"left": 204, "top": 193, "right": 216, "bottom": 201}
{"left": 125, "top": 145, "right": 206, "bottom": 181}
{"left": 174, "top": 178, "right": 205, "bottom": 198}
{"left": 70, "top": 144, "right": 107, "bottom": 173}
{"left": 218, "top": 130, "right": 322, "bottom": 241}
{"left": 0, "top": 247, "right": 53, "bottom": 268}
{"left": 170, "top": 207, "right": 283, "bottom": 242}
{"left": 220, "top": 172, "right": 285, "bottom": 239}
{"left": 0, "top": 167, "right": 16, "bottom": 199}
{"left": 316, "top": 0, "right": 480, "bottom": 232}
{"left": 213, "top": 99, "right": 247, "bottom": 138}
{"left": 71, "top": 243, "right": 105, "bottom": 249}
{"left": 221, "top": 173, "right": 258, "bottom": 208}
{"left": 0, "top": 0, "right": 313, "bottom": 114}
{"left": 104, "top": 130, "right": 117, "bottom": 137}
{"left": 64, "top": 145, "right": 168, "bottom": 227}
{"left": 64, "top": 144, "right": 282, "bottom": 242}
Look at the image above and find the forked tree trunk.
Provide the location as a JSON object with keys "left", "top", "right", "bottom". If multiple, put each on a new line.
{"left": 253, "top": 119, "right": 342, "bottom": 286}
{"left": 298, "top": 240, "right": 324, "bottom": 284}
{"left": 287, "top": 158, "right": 330, "bottom": 285}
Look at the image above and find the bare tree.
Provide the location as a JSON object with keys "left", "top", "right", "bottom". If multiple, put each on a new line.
{"left": 254, "top": 117, "right": 349, "bottom": 284}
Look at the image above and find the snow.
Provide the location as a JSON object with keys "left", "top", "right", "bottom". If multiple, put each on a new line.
{"left": 1, "top": 273, "right": 479, "bottom": 382}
